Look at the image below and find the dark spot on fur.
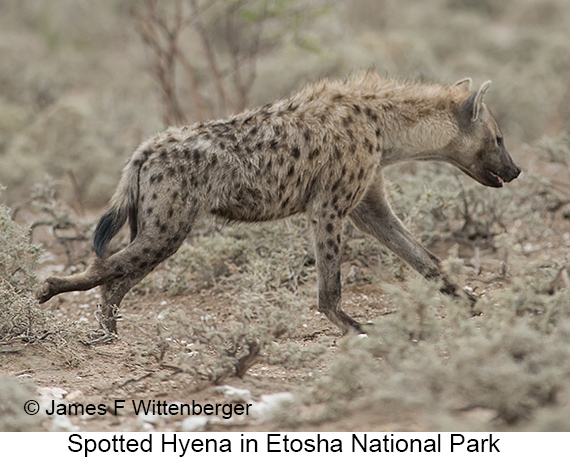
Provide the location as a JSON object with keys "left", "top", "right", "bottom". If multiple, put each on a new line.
{"left": 325, "top": 253, "right": 334, "bottom": 261}
{"left": 269, "top": 139, "right": 279, "bottom": 150}
{"left": 366, "top": 108, "right": 379, "bottom": 122}
{"left": 304, "top": 130, "right": 311, "bottom": 143}
{"left": 152, "top": 193, "right": 157, "bottom": 200}
{"left": 292, "top": 147, "right": 300, "bottom": 159}
{"left": 309, "top": 149, "right": 319, "bottom": 160}
{"left": 326, "top": 223, "right": 333, "bottom": 233}
{"left": 193, "top": 149, "right": 201, "bottom": 165}
{"left": 358, "top": 168, "right": 365, "bottom": 180}
{"left": 352, "top": 104, "right": 362, "bottom": 114}
{"left": 168, "top": 208, "right": 174, "bottom": 218}
{"left": 332, "top": 93, "right": 344, "bottom": 101}
{"left": 142, "top": 148, "right": 153, "bottom": 160}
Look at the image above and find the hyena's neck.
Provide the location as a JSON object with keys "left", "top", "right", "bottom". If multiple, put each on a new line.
{"left": 314, "top": 74, "right": 466, "bottom": 167}
{"left": 377, "top": 99, "right": 461, "bottom": 166}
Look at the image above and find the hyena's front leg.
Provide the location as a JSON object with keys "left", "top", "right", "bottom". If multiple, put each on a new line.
{"left": 349, "top": 182, "right": 475, "bottom": 303}
{"left": 311, "top": 214, "right": 362, "bottom": 334}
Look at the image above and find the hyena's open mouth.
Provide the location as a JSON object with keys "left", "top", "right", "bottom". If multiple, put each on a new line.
{"left": 487, "top": 169, "right": 504, "bottom": 187}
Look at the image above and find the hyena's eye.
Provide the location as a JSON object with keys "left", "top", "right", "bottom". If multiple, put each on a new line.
{"left": 496, "top": 136, "right": 504, "bottom": 147}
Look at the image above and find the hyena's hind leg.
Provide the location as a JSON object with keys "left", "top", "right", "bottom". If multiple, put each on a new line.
{"left": 37, "top": 231, "right": 188, "bottom": 334}
{"left": 36, "top": 254, "right": 121, "bottom": 306}
{"left": 349, "top": 181, "right": 475, "bottom": 303}
{"left": 96, "top": 235, "right": 186, "bottom": 334}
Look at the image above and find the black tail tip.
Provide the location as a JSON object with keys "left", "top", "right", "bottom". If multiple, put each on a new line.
{"left": 93, "top": 210, "right": 125, "bottom": 258}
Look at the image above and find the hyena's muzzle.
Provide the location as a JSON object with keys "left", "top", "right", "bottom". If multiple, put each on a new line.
{"left": 461, "top": 138, "right": 522, "bottom": 189}
{"left": 479, "top": 145, "right": 522, "bottom": 188}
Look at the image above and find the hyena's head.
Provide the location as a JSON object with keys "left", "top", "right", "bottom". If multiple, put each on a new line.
{"left": 447, "top": 79, "right": 521, "bottom": 188}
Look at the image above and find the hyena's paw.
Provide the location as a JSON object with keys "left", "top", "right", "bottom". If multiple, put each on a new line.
{"left": 36, "top": 277, "right": 63, "bottom": 303}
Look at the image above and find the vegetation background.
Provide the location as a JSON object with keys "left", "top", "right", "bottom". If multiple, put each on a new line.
{"left": 1, "top": 0, "right": 570, "bottom": 432}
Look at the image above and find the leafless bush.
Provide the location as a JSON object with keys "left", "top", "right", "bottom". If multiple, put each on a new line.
{"left": 128, "top": 0, "right": 331, "bottom": 123}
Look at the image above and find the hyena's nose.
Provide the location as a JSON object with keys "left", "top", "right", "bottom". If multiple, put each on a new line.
{"left": 505, "top": 162, "right": 521, "bottom": 182}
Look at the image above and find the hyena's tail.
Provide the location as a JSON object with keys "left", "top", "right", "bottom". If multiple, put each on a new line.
{"left": 93, "top": 158, "right": 141, "bottom": 258}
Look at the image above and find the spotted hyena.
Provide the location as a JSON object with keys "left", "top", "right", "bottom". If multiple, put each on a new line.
{"left": 37, "top": 72, "right": 521, "bottom": 336}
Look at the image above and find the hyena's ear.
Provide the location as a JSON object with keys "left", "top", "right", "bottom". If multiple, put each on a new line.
{"left": 454, "top": 77, "right": 472, "bottom": 92}
{"left": 470, "top": 80, "right": 492, "bottom": 122}
{"left": 461, "top": 80, "right": 492, "bottom": 123}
